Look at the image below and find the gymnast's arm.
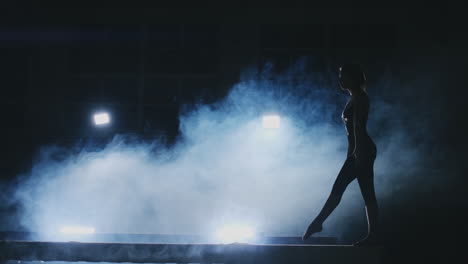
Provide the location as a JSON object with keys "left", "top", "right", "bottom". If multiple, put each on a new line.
{"left": 352, "top": 93, "right": 369, "bottom": 158}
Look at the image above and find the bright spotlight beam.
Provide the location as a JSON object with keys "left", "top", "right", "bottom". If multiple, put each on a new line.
{"left": 215, "top": 225, "right": 255, "bottom": 243}
{"left": 93, "top": 112, "right": 110, "bottom": 126}
{"left": 262, "top": 115, "right": 280, "bottom": 129}
{"left": 59, "top": 226, "right": 95, "bottom": 235}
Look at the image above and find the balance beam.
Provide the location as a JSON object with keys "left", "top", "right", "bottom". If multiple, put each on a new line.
{"left": 0, "top": 231, "right": 337, "bottom": 245}
{"left": 0, "top": 241, "right": 383, "bottom": 264}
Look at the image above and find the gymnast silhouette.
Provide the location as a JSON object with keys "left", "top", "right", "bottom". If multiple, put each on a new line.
{"left": 302, "top": 64, "right": 378, "bottom": 246}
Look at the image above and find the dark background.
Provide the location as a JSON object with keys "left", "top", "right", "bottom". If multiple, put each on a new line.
{"left": 0, "top": 7, "right": 467, "bottom": 263}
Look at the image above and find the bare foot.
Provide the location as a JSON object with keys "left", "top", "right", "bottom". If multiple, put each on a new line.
{"left": 302, "top": 222, "right": 323, "bottom": 240}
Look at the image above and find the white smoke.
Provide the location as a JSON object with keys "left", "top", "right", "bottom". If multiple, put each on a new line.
{"left": 13, "top": 60, "right": 431, "bottom": 242}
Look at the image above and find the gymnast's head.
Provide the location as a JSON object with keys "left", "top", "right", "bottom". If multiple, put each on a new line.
{"left": 338, "top": 63, "right": 367, "bottom": 93}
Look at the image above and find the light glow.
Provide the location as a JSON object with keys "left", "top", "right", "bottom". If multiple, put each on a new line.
{"left": 262, "top": 115, "right": 281, "bottom": 129}
{"left": 59, "top": 226, "right": 95, "bottom": 235}
{"left": 93, "top": 112, "right": 110, "bottom": 125}
{"left": 215, "top": 225, "right": 255, "bottom": 243}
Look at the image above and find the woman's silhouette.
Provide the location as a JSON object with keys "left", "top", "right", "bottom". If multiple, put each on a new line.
{"left": 302, "top": 64, "right": 378, "bottom": 246}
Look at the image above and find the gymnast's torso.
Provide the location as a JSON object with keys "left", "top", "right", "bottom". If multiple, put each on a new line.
{"left": 342, "top": 95, "right": 377, "bottom": 159}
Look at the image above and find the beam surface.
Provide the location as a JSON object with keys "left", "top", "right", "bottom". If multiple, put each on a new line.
{"left": 0, "top": 231, "right": 337, "bottom": 245}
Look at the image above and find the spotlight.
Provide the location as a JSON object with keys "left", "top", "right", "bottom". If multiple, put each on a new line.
{"left": 215, "top": 225, "right": 255, "bottom": 243}
{"left": 262, "top": 115, "right": 280, "bottom": 129}
{"left": 93, "top": 112, "right": 110, "bottom": 126}
{"left": 59, "top": 226, "right": 95, "bottom": 235}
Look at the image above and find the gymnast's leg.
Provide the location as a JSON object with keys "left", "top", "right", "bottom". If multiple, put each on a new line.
{"left": 303, "top": 157, "right": 357, "bottom": 240}
{"left": 354, "top": 158, "right": 379, "bottom": 245}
